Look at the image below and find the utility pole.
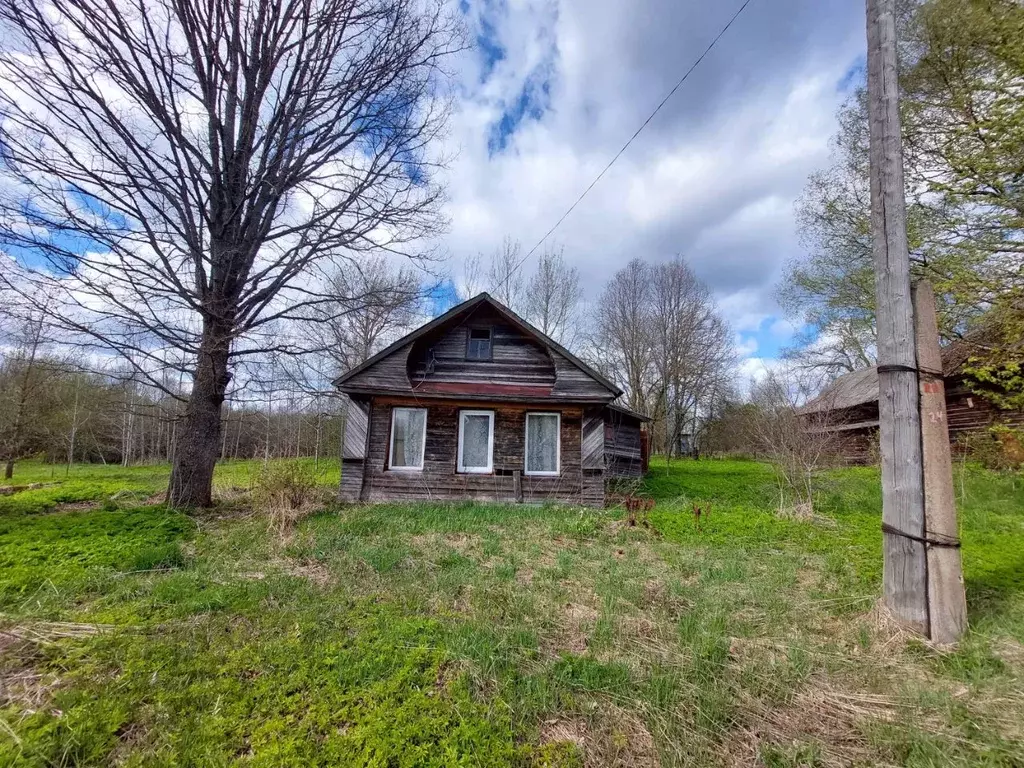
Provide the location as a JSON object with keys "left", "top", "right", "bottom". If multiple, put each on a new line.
{"left": 913, "top": 281, "right": 967, "bottom": 643}
{"left": 865, "top": 0, "right": 928, "bottom": 635}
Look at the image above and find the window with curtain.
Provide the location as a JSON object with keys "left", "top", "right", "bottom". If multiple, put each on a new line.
{"left": 525, "top": 412, "right": 560, "bottom": 475}
{"left": 458, "top": 410, "right": 493, "bottom": 473}
{"left": 389, "top": 407, "right": 426, "bottom": 470}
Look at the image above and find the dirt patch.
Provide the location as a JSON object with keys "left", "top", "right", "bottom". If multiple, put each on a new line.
{"left": 0, "top": 631, "right": 62, "bottom": 717}
{"left": 541, "top": 709, "right": 660, "bottom": 768}
{"left": 541, "top": 717, "right": 588, "bottom": 747}
{"left": 0, "top": 482, "right": 64, "bottom": 496}
{"left": 722, "top": 686, "right": 901, "bottom": 768}
{"left": 432, "top": 659, "right": 465, "bottom": 696}
{"left": 55, "top": 500, "right": 101, "bottom": 512}
{"left": 410, "top": 532, "right": 483, "bottom": 559}
{"left": 279, "top": 558, "right": 334, "bottom": 587}
{"left": 542, "top": 601, "right": 600, "bottom": 655}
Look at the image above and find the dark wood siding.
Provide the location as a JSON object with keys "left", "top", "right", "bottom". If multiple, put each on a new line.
{"left": 605, "top": 411, "right": 645, "bottom": 478}
{"left": 408, "top": 308, "right": 556, "bottom": 393}
{"left": 338, "top": 302, "right": 616, "bottom": 402}
{"left": 359, "top": 397, "right": 588, "bottom": 505}
{"left": 946, "top": 379, "right": 1024, "bottom": 439}
{"left": 341, "top": 344, "right": 412, "bottom": 392}
{"left": 811, "top": 375, "right": 1024, "bottom": 464}
{"left": 551, "top": 352, "right": 616, "bottom": 399}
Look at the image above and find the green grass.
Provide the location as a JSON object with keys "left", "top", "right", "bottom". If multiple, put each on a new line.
{"left": 1, "top": 457, "right": 1022, "bottom": 766}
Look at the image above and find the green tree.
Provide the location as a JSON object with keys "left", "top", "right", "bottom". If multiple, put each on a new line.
{"left": 781, "top": 0, "right": 1024, "bottom": 395}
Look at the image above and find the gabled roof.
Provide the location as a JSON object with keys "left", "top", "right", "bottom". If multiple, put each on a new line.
{"left": 332, "top": 292, "right": 622, "bottom": 398}
{"left": 797, "top": 366, "right": 879, "bottom": 415}
{"left": 797, "top": 333, "right": 999, "bottom": 415}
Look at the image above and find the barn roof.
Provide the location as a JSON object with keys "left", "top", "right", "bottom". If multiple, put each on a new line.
{"left": 332, "top": 292, "right": 623, "bottom": 398}
{"left": 797, "top": 366, "right": 880, "bottom": 415}
{"left": 798, "top": 331, "right": 999, "bottom": 415}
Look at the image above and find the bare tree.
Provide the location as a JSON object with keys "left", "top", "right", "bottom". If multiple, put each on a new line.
{"left": 649, "top": 257, "right": 735, "bottom": 458}
{"left": 0, "top": 311, "right": 48, "bottom": 478}
{"left": 524, "top": 246, "right": 582, "bottom": 347}
{"left": 748, "top": 368, "right": 840, "bottom": 514}
{"left": 0, "top": 0, "right": 459, "bottom": 506}
{"left": 591, "top": 256, "right": 734, "bottom": 454}
{"left": 303, "top": 256, "right": 424, "bottom": 376}
{"left": 456, "top": 253, "right": 486, "bottom": 301}
{"left": 485, "top": 237, "right": 526, "bottom": 313}
{"left": 592, "top": 259, "right": 656, "bottom": 414}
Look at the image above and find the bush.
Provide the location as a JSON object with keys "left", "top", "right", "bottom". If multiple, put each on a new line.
{"left": 251, "top": 461, "right": 324, "bottom": 535}
{"left": 962, "top": 426, "right": 1024, "bottom": 472}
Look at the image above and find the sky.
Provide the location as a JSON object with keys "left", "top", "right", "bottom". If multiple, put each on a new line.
{"left": 432, "top": 0, "right": 869, "bottom": 383}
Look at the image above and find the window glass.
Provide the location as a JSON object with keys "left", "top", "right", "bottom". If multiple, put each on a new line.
{"left": 458, "top": 411, "right": 493, "bottom": 472}
{"left": 390, "top": 408, "right": 426, "bottom": 469}
{"left": 526, "top": 413, "right": 560, "bottom": 475}
{"left": 467, "top": 328, "right": 492, "bottom": 360}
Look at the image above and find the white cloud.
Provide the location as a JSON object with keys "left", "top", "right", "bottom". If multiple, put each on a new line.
{"left": 432, "top": 0, "right": 866, "bottom": 367}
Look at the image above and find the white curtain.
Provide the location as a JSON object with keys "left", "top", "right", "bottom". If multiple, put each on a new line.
{"left": 527, "top": 414, "right": 558, "bottom": 473}
{"left": 461, "top": 413, "right": 491, "bottom": 469}
{"left": 392, "top": 408, "right": 425, "bottom": 468}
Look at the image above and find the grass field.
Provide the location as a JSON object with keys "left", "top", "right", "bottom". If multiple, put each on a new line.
{"left": 1, "top": 457, "right": 1022, "bottom": 766}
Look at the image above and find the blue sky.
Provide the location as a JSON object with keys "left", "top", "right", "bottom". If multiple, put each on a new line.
{"left": 433, "top": 0, "right": 868, "bottom": 381}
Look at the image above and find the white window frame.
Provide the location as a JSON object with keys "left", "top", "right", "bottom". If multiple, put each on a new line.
{"left": 524, "top": 411, "right": 561, "bottom": 476}
{"left": 388, "top": 407, "right": 427, "bottom": 471}
{"left": 457, "top": 410, "right": 494, "bottom": 474}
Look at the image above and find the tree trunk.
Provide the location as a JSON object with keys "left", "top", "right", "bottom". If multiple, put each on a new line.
{"left": 168, "top": 322, "right": 232, "bottom": 507}
{"left": 4, "top": 460, "right": 12, "bottom": 480}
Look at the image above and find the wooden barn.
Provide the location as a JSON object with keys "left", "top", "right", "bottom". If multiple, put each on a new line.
{"left": 797, "top": 338, "right": 1024, "bottom": 464}
{"left": 334, "top": 293, "right": 650, "bottom": 507}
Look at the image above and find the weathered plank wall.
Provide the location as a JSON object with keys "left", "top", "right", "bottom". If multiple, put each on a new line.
{"left": 408, "top": 308, "right": 556, "bottom": 390}
{"left": 550, "top": 352, "right": 616, "bottom": 399}
{"left": 605, "top": 413, "right": 645, "bottom": 479}
{"left": 340, "top": 304, "right": 615, "bottom": 401}
{"left": 946, "top": 380, "right": 1024, "bottom": 439}
{"left": 339, "top": 396, "right": 371, "bottom": 502}
{"left": 821, "top": 380, "right": 1024, "bottom": 464}
{"left": 341, "top": 345, "right": 412, "bottom": 392}
{"left": 360, "top": 397, "right": 587, "bottom": 505}
{"left": 581, "top": 407, "right": 605, "bottom": 470}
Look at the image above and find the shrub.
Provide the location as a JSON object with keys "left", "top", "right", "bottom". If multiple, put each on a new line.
{"left": 962, "top": 426, "right": 1024, "bottom": 472}
{"left": 251, "top": 461, "right": 324, "bottom": 535}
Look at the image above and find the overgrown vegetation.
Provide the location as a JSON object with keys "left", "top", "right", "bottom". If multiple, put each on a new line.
{"left": 1, "top": 458, "right": 1022, "bottom": 766}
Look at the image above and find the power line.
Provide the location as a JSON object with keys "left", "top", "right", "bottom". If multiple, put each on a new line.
{"left": 502, "top": 0, "right": 755, "bottom": 287}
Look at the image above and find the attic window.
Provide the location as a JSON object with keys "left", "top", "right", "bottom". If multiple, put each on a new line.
{"left": 466, "top": 328, "right": 492, "bottom": 360}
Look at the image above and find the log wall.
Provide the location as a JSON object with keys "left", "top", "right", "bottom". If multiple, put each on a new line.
{"left": 359, "top": 397, "right": 589, "bottom": 505}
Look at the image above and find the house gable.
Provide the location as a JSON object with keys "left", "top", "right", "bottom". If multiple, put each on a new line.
{"left": 334, "top": 293, "right": 620, "bottom": 402}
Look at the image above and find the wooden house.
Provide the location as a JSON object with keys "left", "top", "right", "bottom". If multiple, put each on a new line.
{"left": 797, "top": 338, "right": 1024, "bottom": 464}
{"left": 333, "top": 293, "right": 650, "bottom": 507}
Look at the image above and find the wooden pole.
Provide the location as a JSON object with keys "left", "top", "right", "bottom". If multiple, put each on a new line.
{"left": 866, "top": 0, "right": 929, "bottom": 634}
{"left": 913, "top": 281, "right": 967, "bottom": 643}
